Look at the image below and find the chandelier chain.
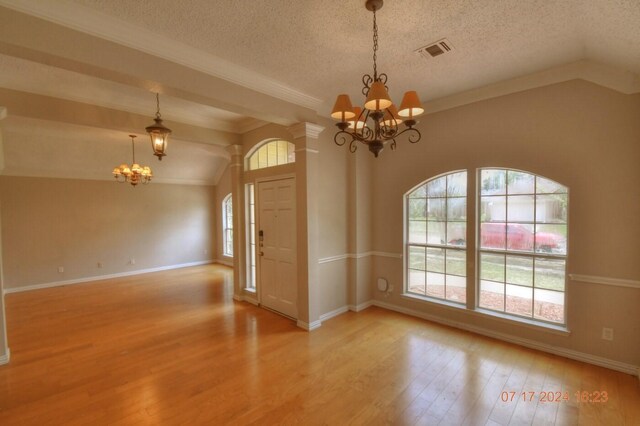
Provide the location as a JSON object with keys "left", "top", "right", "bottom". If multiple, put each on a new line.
{"left": 372, "top": 7, "right": 378, "bottom": 80}
{"left": 155, "top": 93, "right": 161, "bottom": 119}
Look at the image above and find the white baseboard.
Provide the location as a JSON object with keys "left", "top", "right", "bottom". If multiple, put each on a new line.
{"left": 318, "top": 300, "right": 376, "bottom": 323}
{"left": 233, "top": 292, "right": 259, "bottom": 306}
{"left": 297, "top": 319, "right": 322, "bottom": 331}
{"left": 215, "top": 259, "right": 234, "bottom": 267}
{"left": 372, "top": 300, "right": 639, "bottom": 377}
{"left": 243, "top": 296, "right": 259, "bottom": 306}
{"left": 0, "top": 348, "right": 10, "bottom": 365}
{"left": 319, "top": 306, "right": 350, "bottom": 322}
{"left": 3, "top": 260, "right": 215, "bottom": 294}
{"left": 349, "top": 300, "right": 374, "bottom": 312}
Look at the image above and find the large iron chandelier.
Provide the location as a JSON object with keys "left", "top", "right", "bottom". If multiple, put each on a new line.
{"left": 145, "top": 93, "right": 171, "bottom": 161}
{"left": 331, "top": 0, "right": 424, "bottom": 157}
{"left": 112, "top": 135, "right": 153, "bottom": 186}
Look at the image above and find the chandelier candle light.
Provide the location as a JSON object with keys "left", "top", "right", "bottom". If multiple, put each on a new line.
{"left": 146, "top": 93, "right": 172, "bottom": 160}
{"left": 331, "top": 0, "right": 424, "bottom": 157}
{"left": 112, "top": 135, "right": 153, "bottom": 186}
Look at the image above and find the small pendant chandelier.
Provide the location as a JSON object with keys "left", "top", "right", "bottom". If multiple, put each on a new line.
{"left": 112, "top": 135, "right": 153, "bottom": 186}
{"left": 331, "top": 0, "right": 424, "bottom": 157}
{"left": 145, "top": 93, "right": 172, "bottom": 161}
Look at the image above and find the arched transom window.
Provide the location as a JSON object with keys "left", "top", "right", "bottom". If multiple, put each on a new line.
{"left": 247, "top": 140, "right": 295, "bottom": 171}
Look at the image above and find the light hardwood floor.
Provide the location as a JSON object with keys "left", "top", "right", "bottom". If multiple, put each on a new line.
{"left": 0, "top": 264, "right": 638, "bottom": 425}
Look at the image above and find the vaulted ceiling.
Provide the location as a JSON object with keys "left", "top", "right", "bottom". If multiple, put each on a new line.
{"left": 0, "top": 0, "right": 639, "bottom": 184}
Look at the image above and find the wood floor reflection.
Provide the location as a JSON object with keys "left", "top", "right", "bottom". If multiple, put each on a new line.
{"left": 0, "top": 264, "right": 638, "bottom": 425}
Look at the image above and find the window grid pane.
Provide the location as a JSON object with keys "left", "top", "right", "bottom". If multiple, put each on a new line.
{"left": 478, "top": 169, "right": 567, "bottom": 324}
{"left": 222, "top": 195, "right": 233, "bottom": 256}
{"left": 405, "top": 171, "right": 467, "bottom": 305}
{"left": 246, "top": 184, "right": 256, "bottom": 289}
{"left": 248, "top": 140, "right": 296, "bottom": 171}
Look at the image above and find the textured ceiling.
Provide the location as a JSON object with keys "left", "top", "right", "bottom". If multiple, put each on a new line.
{"left": 70, "top": 0, "right": 640, "bottom": 104}
{"left": 0, "top": 0, "right": 639, "bottom": 184}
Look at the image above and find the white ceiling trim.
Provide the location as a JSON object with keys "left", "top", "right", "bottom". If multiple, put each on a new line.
{"left": 424, "top": 60, "right": 640, "bottom": 115}
{"left": 0, "top": 0, "right": 323, "bottom": 111}
{"left": 0, "top": 169, "right": 217, "bottom": 186}
{"left": 0, "top": 82, "right": 241, "bottom": 133}
{"left": 236, "top": 118, "right": 271, "bottom": 135}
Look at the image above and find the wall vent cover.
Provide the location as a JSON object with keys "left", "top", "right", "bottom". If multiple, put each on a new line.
{"left": 416, "top": 39, "right": 453, "bottom": 59}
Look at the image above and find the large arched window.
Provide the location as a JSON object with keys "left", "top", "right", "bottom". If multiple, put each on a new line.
{"left": 247, "top": 140, "right": 295, "bottom": 170}
{"left": 478, "top": 169, "right": 567, "bottom": 324}
{"left": 222, "top": 194, "right": 233, "bottom": 257}
{"left": 404, "top": 168, "right": 568, "bottom": 326}
{"left": 405, "top": 171, "right": 467, "bottom": 304}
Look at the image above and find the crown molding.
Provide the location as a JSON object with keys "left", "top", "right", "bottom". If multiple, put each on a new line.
{"left": 236, "top": 118, "right": 270, "bottom": 135}
{"left": 424, "top": 60, "right": 640, "bottom": 115}
{"left": 288, "top": 122, "right": 325, "bottom": 139}
{"left": 0, "top": 0, "right": 322, "bottom": 111}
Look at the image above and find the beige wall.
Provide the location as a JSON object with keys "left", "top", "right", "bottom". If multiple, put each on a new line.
{"left": 0, "top": 176, "right": 216, "bottom": 289}
{"left": 317, "top": 126, "right": 350, "bottom": 315}
{"left": 368, "top": 80, "right": 640, "bottom": 365}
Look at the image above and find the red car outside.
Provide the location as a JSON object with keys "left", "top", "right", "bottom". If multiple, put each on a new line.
{"left": 480, "top": 223, "right": 561, "bottom": 252}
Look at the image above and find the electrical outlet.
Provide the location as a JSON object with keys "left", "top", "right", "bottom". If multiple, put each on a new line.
{"left": 602, "top": 327, "right": 614, "bottom": 341}
{"left": 58, "top": 266, "right": 64, "bottom": 273}
{"left": 130, "top": 258, "right": 136, "bottom": 265}
{"left": 97, "top": 262, "right": 103, "bottom": 268}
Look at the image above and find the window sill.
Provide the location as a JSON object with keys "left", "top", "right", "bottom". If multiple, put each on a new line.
{"left": 473, "top": 308, "right": 570, "bottom": 335}
{"left": 222, "top": 254, "right": 233, "bottom": 259}
{"left": 400, "top": 293, "right": 570, "bottom": 336}
{"left": 401, "top": 293, "right": 467, "bottom": 311}
{"left": 244, "top": 287, "right": 256, "bottom": 294}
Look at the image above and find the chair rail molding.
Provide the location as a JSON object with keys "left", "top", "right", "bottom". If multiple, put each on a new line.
{"left": 569, "top": 274, "right": 640, "bottom": 289}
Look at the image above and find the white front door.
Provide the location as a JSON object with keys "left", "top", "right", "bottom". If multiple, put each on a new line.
{"left": 258, "top": 178, "right": 297, "bottom": 319}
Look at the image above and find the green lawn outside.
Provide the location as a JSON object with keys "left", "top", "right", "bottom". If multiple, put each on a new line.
{"left": 408, "top": 245, "right": 565, "bottom": 291}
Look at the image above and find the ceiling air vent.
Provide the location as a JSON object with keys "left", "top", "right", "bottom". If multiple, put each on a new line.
{"left": 416, "top": 39, "right": 453, "bottom": 60}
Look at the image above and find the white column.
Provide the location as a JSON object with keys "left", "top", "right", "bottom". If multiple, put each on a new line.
{"left": 225, "top": 144, "right": 245, "bottom": 301}
{"left": 289, "top": 122, "right": 325, "bottom": 330}
{"left": 0, "top": 106, "right": 10, "bottom": 364}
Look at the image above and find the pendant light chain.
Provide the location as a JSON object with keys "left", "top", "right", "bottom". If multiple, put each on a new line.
{"left": 112, "top": 134, "right": 153, "bottom": 186}
{"left": 131, "top": 135, "right": 136, "bottom": 164}
{"left": 155, "top": 93, "right": 161, "bottom": 119}
{"left": 372, "top": 7, "right": 378, "bottom": 80}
